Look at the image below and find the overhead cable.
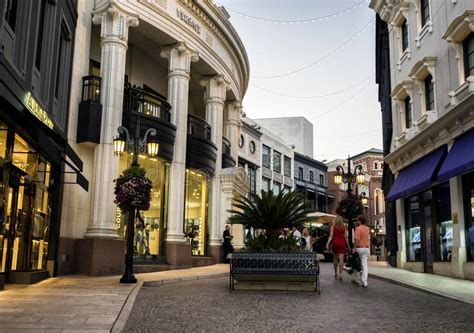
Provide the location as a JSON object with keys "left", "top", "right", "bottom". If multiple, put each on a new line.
{"left": 250, "top": 74, "right": 374, "bottom": 99}
{"left": 225, "top": 1, "right": 365, "bottom": 24}
{"left": 252, "top": 19, "right": 374, "bottom": 79}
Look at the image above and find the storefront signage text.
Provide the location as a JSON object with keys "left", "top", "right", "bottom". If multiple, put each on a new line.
{"left": 24, "top": 93, "right": 54, "bottom": 129}
{"left": 176, "top": 9, "right": 201, "bottom": 35}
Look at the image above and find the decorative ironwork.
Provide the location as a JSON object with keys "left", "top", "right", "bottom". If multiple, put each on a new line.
{"left": 123, "top": 86, "right": 171, "bottom": 122}
{"left": 188, "top": 114, "right": 212, "bottom": 141}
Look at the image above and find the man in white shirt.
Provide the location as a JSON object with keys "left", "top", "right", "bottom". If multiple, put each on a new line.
{"left": 291, "top": 226, "right": 302, "bottom": 242}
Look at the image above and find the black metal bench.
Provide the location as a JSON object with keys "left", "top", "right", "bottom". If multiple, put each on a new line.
{"left": 230, "top": 251, "right": 320, "bottom": 293}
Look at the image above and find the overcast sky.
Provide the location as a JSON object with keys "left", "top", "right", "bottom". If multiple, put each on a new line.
{"left": 216, "top": 0, "right": 382, "bottom": 162}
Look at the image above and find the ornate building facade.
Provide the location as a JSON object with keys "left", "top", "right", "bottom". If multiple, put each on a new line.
{"left": 59, "top": 0, "right": 250, "bottom": 275}
{"left": 370, "top": 0, "right": 474, "bottom": 280}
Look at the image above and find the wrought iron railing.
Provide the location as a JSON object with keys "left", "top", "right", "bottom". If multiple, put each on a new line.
{"left": 123, "top": 86, "right": 171, "bottom": 122}
{"left": 188, "top": 114, "right": 212, "bottom": 141}
{"left": 81, "top": 76, "right": 101, "bottom": 103}
{"left": 222, "top": 137, "right": 231, "bottom": 155}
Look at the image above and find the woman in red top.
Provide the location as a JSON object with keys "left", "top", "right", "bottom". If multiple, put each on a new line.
{"left": 326, "top": 216, "right": 349, "bottom": 281}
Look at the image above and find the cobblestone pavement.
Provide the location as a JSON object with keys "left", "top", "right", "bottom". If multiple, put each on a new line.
{"left": 125, "top": 263, "right": 474, "bottom": 332}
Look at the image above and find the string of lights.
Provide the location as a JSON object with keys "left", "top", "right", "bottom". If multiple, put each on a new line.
{"left": 225, "top": 1, "right": 365, "bottom": 24}
{"left": 249, "top": 79, "right": 373, "bottom": 131}
{"left": 250, "top": 74, "right": 374, "bottom": 99}
{"left": 309, "top": 80, "right": 373, "bottom": 121}
{"left": 252, "top": 19, "right": 374, "bottom": 79}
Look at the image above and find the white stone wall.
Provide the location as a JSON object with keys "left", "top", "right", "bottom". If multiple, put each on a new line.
{"left": 254, "top": 117, "right": 314, "bottom": 158}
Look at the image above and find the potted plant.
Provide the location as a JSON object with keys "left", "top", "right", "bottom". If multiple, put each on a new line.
{"left": 227, "top": 190, "right": 320, "bottom": 292}
{"left": 228, "top": 190, "right": 314, "bottom": 251}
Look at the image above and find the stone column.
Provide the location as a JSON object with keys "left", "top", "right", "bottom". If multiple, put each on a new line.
{"left": 201, "top": 75, "right": 229, "bottom": 260}
{"left": 449, "top": 176, "right": 466, "bottom": 278}
{"left": 160, "top": 42, "right": 198, "bottom": 266}
{"left": 85, "top": 3, "right": 139, "bottom": 240}
{"left": 225, "top": 101, "right": 241, "bottom": 162}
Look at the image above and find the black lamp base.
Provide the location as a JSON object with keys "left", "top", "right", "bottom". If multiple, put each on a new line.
{"left": 120, "top": 274, "right": 137, "bottom": 284}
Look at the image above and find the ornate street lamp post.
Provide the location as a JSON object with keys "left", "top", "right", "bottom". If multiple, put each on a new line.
{"left": 113, "top": 119, "right": 159, "bottom": 284}
{"left": 334, "top": 156, "right": 365, "bottom": 246}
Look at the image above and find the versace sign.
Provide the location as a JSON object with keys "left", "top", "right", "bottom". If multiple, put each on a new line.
{"left": 177, "top": 8, "right": 201, "bottom": 35}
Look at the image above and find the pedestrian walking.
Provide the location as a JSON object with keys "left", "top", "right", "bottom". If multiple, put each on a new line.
{"left": 326, "top": 216, "right": 349, "bottom": 281}
{"left": 468, "top": 220, "right": 474, "bottom": 258}
{"left": 301, "top": 228, "right": 312, "bottom": 251}
{"left": 353, "top": 215, "right": 370, "bottom": 288}
{"left": 223, "top": 225, "right": 234, "bottom": 263}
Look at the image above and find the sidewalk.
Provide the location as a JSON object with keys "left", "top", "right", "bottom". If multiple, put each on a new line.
{"left": 369, "top": 262, "right": 474, "bottom": 304}
{"left": 0, "top": 264, "right": 229, "bottom": 332}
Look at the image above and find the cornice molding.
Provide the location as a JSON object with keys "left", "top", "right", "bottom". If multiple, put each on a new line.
{"left": 409, "top": 56, "right": 437, "bottom": 79}
{"left": 443, "top": 10, "right": 474, "bottom": 43}
{"left": 178, "top": 0, "right": 249, "bottom": 98}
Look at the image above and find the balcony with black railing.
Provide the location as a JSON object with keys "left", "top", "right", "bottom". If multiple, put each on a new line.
{"left": 123, "top": 86, "right": 171, "bottom": 122}
{"left": 122, "top": 86, "right": 176, "bottom": 162}
{"left": 186, "top": 114, "right": 217, "bottom": 176}
{"left": 77, "top": 76, "right": 103, "bottom": 144}
{"left": 222, "top": 137, "right": 236, "bottom": 168}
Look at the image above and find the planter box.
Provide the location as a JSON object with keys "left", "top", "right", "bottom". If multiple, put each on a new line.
{"left": 230, "top": 251, "right": 320, "bottom": 293}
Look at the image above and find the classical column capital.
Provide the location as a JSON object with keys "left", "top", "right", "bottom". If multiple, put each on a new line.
{"left": 92, "top": 1, "right": 139, "bottom": 46}
{"left": 200, "top": 75, "right": 230, "bottom": 104}
{"left": 160, "top": 42, "right": 199, "bottom": 78}
{"left": 226, "top": 100, "right": 242, "bottom": 123}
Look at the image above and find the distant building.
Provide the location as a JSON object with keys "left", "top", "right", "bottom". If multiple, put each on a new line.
{"left": 327, "top": 159, "right": 351, "bottom": 216}
{"left": 238, "top": 117, "right": 263, "bottom": 198}
{"left": 294, "top": 153, "right": 331, "bottom": 213}
{"left": 254, "top": 117, "right": 314, "bottom": 158}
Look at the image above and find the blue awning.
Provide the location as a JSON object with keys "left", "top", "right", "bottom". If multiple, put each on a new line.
{"left": 387, "top": 146, "right": 446, "bottom": 202}
{"left": 438, "top": 129, "right": 474, "bottom": 183}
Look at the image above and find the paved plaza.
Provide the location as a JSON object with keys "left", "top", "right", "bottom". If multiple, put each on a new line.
{"left": 125, "top": 263, "right": 474, "bottom": 332}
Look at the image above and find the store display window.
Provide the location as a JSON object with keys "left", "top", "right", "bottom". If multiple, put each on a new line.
{"left": 405, "top": 195, "right": 422, "bottom": 261}
{"left": 434, "top": 183, "right": 452, "bottom": 262}
{"left": 0, "top": 128, "right": 54, "bottom": 273}
{"left": 116, "top": 153, "right": 169, "bottom": 261}
{"left": 184, "top": 169, "right": 208, "bottom": 256}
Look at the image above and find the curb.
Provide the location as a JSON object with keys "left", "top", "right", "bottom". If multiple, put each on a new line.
{"left": 111, "top": 282, "right": 143, "bottom": 333}
{"left": 143, "top": 272, "right": 229, "bottom": 287}
{"left": 369, "top": 273, "right": 474, "bottom": 305}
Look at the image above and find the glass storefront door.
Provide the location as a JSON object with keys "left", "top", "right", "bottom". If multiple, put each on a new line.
{"left": 0, "top": 131, "right": 53, "bottom": 275}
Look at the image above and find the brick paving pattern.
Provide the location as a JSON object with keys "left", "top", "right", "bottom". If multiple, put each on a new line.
{"left": 125, "top": 263, "right": 474, "bottom": 332}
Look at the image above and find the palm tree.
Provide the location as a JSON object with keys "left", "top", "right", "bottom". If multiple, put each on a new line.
{"left": 228, "top": 190, "right": 315, "bottom": 250}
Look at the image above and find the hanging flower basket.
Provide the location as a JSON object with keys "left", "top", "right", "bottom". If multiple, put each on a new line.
{"left": 114, "top": 166, "right": 152, "bottom": 212}
{"left": 336, "top": 193, "right": 363, "bottom": 220}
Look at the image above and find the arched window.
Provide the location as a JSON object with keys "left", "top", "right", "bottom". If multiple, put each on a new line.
{"left": 374, "top": 162, "right": 379, "bottom": 170}
{"left": 374, "top": 189, "right": 384, "bottom": 215}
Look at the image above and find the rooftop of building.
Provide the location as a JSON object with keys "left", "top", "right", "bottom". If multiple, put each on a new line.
{"left": 294, "top": 152, "right": 327, "bottom": 171}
